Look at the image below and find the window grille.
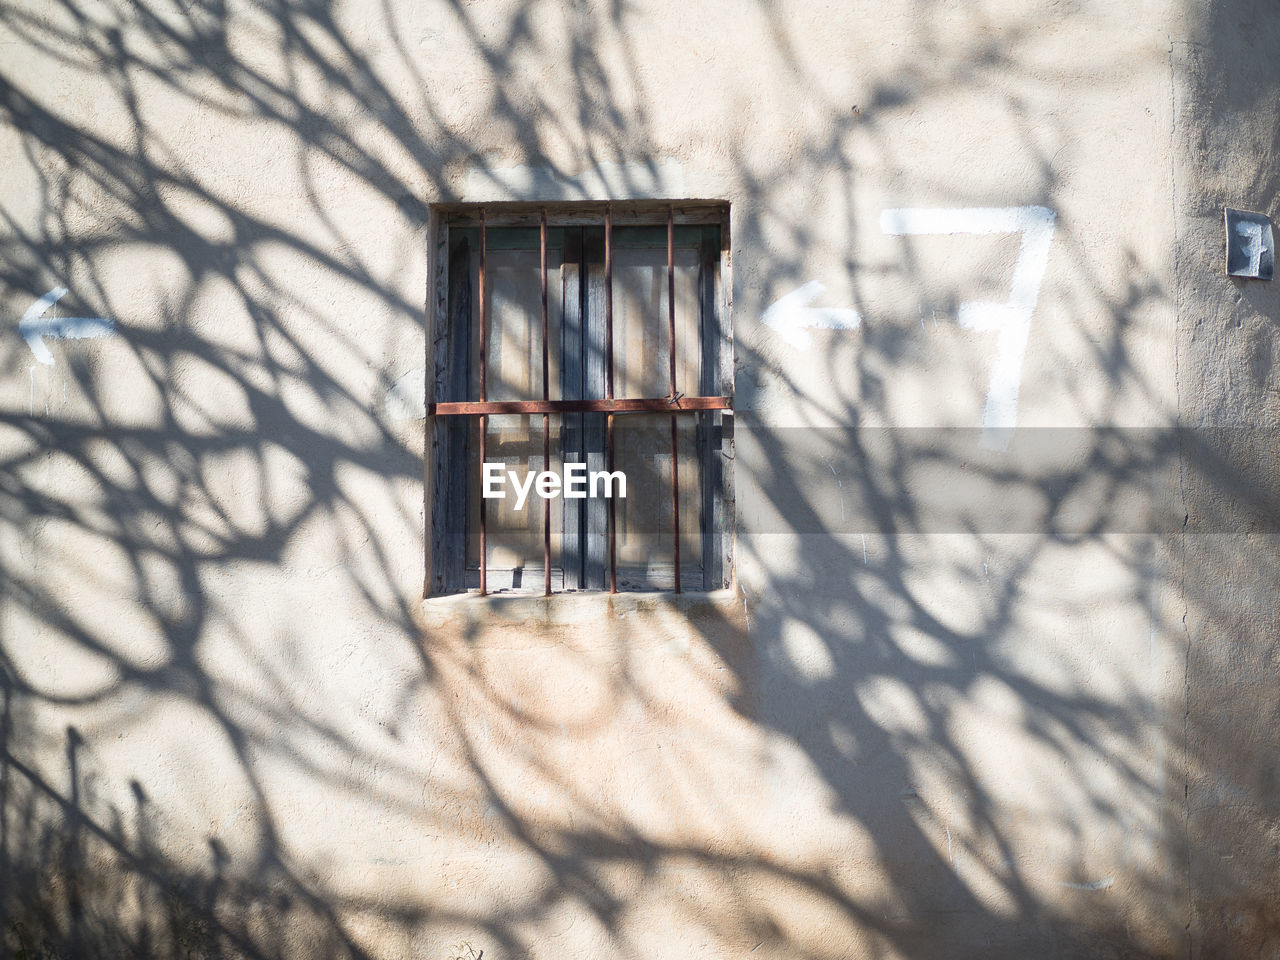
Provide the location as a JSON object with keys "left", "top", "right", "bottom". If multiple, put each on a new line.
{"left": 429, "top": 202, "right": 733, "bottom": 595}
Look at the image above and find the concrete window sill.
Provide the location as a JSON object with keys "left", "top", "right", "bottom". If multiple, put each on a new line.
{"left": 420, "top": 588, "right": 741, "bottom": 629}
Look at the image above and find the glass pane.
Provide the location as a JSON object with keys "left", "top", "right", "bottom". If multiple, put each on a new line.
{"left": 470, "top": 242, "right": 563, "bottom": 403}
{"left": 467, "top": 415, "right": 563, "bottom": 577}
{"left": 613, "top": 413, "right": 701, "bottom": 577}
{"left": 612, "top": 245, "right": 701, "bottom": 399}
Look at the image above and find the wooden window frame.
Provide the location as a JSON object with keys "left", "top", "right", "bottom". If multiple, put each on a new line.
{"left": 427, "top": 201, "right": 734, "bottom": 596}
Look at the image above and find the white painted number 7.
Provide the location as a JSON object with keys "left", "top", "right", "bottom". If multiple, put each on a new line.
{"left": 880, "top": 206, "right": 1056, "bottom": 451}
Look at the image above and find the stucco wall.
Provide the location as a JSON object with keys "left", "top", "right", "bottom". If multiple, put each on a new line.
{"left": 0, "top": 0, "right": 1275, "bottom": 957}
{"left": 1172, "top": 6, "right": 1280, "bottom": 955}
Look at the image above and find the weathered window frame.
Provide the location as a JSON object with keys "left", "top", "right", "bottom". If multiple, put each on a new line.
{"left": 427, "top": 201, "right": 733, "bottom": 596}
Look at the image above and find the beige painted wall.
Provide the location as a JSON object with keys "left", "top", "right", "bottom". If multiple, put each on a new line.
{"left": 0, "top": 0, "right": 1276, "bottom": 957}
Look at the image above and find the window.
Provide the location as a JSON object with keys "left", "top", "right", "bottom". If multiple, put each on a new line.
{"left": 428, "top": 202, "right": 733, "bottom": 595}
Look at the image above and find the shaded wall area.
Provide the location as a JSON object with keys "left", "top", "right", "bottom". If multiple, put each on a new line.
{"left": 1172, "top": 2, "right": 1280, "bottom": 955}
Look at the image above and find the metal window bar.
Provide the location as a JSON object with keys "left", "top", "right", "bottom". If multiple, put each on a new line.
{"left": 605, "top": 203, "right": 616, "bottom": 594}
{"left": 430, "top": 397, "right": 730, "bottom": 415}
{"left": 440, "top": 208, "right": 732, "bottom": 595}
{"left": 667, "top": 205, "right": 680, "bottom": 593}
{"left": 541, "top": 208, "right": 551, "bottom": 597}
{"left": 478, "top": 207, "right": 487, "bottom": 596}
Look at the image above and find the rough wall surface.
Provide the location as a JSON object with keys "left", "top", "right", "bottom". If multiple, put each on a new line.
{"left": 0, "top": 0, "right": 1275, "bottom": 957}
{"left": 1173, "top": 5, "right": 1280, "bottom": 957}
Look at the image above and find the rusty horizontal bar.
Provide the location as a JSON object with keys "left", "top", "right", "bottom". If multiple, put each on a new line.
{"left": 429, "top": 396, "right": 731, "bottom": 416}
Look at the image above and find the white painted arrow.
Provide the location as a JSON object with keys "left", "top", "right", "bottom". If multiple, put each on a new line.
{"left": 19, "top": 287, "right": 115, "bottom": 366}
{"left": 762, "top": 279, "right": 862, "bottom": 350}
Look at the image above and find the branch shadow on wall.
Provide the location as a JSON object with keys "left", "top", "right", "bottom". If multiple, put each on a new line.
{"left": 1, "top": 0, "right": 1276, "bottom": 958}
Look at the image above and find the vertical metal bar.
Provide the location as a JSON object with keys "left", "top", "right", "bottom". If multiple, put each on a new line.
{"left": 541, "top": 209, "right": 551, "bottom": 596}
{"left": 563, "top": 228, "right": 587, "bottom": 589}
{"left": 478, "top": 208, "right": 487, "bottom": 596}
{"left": 605, "top": 204, "right": 617, "bottom": 593}
{"left": 604, "top": 203, "right": 614, "bottom": 401}
{"left": 607, "top": 412, "right": 616, "bottom": 594}
{"left": 667, "top": 205, "right": 681, "bottom": 593}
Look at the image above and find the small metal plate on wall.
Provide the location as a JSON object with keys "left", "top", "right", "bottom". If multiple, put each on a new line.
{"left": 1224, "top": 208, "right": 1274, "bottom": 279}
